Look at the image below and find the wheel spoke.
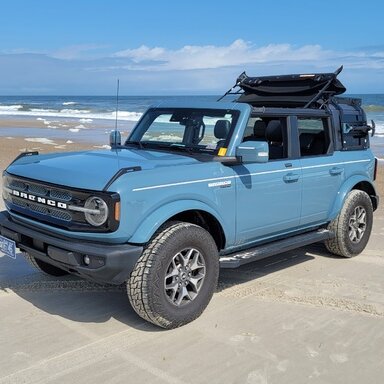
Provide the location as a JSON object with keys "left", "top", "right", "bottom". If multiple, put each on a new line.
{"left": 189, "top": 274, "right": 204, "bottom": 292}
{"left": 356, "top": 227, "right": 365, "bottom": 240}
{"left": 184, "top": 248, "right": 195, "bottom": 266}
{"left": 165, "top": 260, "right": 178, "bottom": 280}
{"left": 175, "top": 286, "right": 190, "bottom": 306}
{"left": 349, "top": 227, "right": 357, "bottom": 242}
{"left": 166, "top": 281, "right": 178, "bottom": 301}
{"left": 357, "top": 210, "right": 366, "bottom": 224}
{"left": 189, "top": 252, "right": 203, "bottom": 272}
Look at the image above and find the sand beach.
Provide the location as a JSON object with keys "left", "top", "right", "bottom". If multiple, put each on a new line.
{"left": 0, "top": 117, "right": 383, "bottom": 384}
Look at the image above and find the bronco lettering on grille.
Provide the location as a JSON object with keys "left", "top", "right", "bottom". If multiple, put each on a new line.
{"left": 11, "top": 190, "right": 68, "bottom": 209}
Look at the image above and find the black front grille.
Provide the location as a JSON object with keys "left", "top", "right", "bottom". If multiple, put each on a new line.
{"left": 5, "top": 177, "right": 74, "bottom": 224}
{"left": 12, "top": 196, "right": 28, "bottom": 208}
{"left": 50, "top": 189, "right": 72, "bottom": 201}
{"left": 9, "top": 179, "right": 27, "bottom": 191}
{"left": 3, "top": 172, "right": 119, "bottom": 232}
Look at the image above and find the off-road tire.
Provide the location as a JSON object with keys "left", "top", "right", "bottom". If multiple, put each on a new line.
{"left": 127, "top": 221, "right": 219, "bottom": 329}
{"left": 325, "top": 190, "right": 373, "bottom": 258}
{"left": 24, "top": 252, "right": 69, "bottom": 276}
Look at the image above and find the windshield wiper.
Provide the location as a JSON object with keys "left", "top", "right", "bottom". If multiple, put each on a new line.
{"left": 125, "top": 141, "right": 144, "bottom": 149}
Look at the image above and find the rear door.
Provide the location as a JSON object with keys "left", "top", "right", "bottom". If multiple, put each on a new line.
{"left": 297, "top": 116, "right": 345, "bottom": 226}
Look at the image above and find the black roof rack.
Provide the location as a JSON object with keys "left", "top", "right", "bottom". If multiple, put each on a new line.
{"left": 219, "top": 66, "right": 346, "bottom": 109}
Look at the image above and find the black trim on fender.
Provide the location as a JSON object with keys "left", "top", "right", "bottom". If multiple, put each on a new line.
{"left": 9, "top": 151, "right": 39, "bottom": 165}
{"left": 103, "top": 166, "right": 142, "bottom": 191}
{"left": 371, "top": 194, "right": 379, "bottom": 211}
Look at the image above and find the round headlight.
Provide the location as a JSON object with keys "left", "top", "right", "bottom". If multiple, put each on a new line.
{"left": 84, "top": 196, "right": 109, "bottom": 226}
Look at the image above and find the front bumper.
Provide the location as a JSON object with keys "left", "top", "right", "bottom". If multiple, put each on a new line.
{"left": 0, "top": 211, "right": 143, "bottom": 285}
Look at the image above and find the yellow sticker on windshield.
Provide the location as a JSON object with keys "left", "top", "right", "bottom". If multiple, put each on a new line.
{"left": 218, "top": 147, "right": 227, "bottom": 157}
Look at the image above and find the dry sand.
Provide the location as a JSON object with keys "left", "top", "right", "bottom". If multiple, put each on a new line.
{"left": 0, "top": 137, "right": 383, "bottom": 384}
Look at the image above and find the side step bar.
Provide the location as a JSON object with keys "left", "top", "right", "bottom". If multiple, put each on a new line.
{"left": 219, "top": 229, "right": 333, "bottom": 268}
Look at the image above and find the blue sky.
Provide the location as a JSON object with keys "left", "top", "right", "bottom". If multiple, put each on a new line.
{"left": 0, "top": 0, "right": 383, "bottom": 95}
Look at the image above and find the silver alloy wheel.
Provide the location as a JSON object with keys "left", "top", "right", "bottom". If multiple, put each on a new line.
{"left": 348, "top": 205, "right": 367, "bottom": 243}
{"left": 164, "top": 248, "right": 206, "bottom": 307}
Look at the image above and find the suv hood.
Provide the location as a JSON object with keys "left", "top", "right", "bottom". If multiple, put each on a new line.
{"left": 6, "top": 149, "right": 200, "bottom": 190}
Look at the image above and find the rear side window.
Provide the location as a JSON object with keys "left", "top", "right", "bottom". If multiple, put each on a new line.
{"left": 298, "top": 117, "right": 331, "bottom": 156}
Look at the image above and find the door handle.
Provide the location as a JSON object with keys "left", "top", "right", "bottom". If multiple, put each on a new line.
{"left": 283, "top": 173, "right": 300, "bottom": 183}
{"left": 329, "top": 167, "right": 343, "bottom": 176}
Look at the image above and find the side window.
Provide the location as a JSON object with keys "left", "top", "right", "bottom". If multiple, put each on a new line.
{"left": 200, "top": 114, "right": 234, "bottom": 146}
{"left": 242, "top": 116, "right": 288, "bottom": 160}
{"left": 243, "top": 117, "right": 263, "bottom": 140}
{"left": 298, "top": 117, "right": 330, "bottom": 157}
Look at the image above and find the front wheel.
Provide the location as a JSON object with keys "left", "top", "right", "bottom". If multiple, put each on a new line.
{"left": 325, "top": 190, "right": 373, "bottom": 258}
{"left": 127, "top": 221, "right": 219, "bottom": 329}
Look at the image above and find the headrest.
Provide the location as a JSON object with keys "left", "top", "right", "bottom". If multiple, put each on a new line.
{"left": 266, "top": 120, "right": 282, "bottom": 142}
{"left": 253, "top": 120, "right": 266, "bottom": 138}
{"left": 214, "top": 120, "right": 231, "bottom": 139}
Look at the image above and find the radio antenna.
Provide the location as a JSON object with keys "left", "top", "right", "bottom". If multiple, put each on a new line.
{"left": 114, "top": 79, "right": 120, "bottom": 132}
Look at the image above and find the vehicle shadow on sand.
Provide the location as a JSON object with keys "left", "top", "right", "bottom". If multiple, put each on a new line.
{"left": 0, "top": 243, "right": 335, "bottom": 330}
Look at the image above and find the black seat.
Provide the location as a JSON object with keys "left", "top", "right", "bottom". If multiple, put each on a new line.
{"left": 214, "top": 120, "right": 231, "bottom": 148}
{"left": 244, "top": 120, "right": 266, "bottom": 141}
{"left": 299, "top": 133, "right": 315, "bottom": 156}
{"left": 265, "top": 120, "right": 284, "bottom": 159}
{"left": 300, "top": 131, "right": 326, "bottom": 156}
{"left": 253, "top": 120, "right": 266, "bottom": 139}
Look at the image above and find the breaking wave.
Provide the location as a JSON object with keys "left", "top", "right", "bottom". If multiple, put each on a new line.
{"left": 0, "top": 105, "right": 142, "bottom": 122}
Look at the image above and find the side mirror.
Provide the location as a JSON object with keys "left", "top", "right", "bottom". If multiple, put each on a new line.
{"left": 371, "top": 120, "right": 375, "bottom": 137}
{"left": 236, "top": 141, "right": 269, "bottom": 163}
{"left": 109, "top": 130, "right": 121, "bottom": 148}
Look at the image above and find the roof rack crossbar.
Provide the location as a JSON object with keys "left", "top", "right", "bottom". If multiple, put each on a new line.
{"left": 217, "top": 71, "right": 246, "bottom": 101}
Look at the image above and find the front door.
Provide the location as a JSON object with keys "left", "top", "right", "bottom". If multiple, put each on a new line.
{"left": 234, "top": 117, "right": 302, "bottom": 245}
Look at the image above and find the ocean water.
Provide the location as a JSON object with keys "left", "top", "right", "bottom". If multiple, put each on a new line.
{"left": 0, "top": 94, "right": 383, "bottom": 130}
{"left": 0, "top": 95, "right": 383, "bottom": 156}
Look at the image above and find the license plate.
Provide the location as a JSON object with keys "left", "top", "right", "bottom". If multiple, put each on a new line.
{"left": 0, "top": 235, "right": 16, "bottom": 259}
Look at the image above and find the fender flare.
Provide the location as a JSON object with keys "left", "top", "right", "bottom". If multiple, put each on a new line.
{"left": 329, "top": 175, "right": 376, "bottom": 221}
{"left": 128, "top": 199, "right": 227, "bottom": 244}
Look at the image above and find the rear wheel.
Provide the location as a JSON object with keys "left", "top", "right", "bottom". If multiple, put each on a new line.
{"left": 325, "top": 190, "right": 373, "bottom": 258}
{"left": 127, "top": 221, "right": 219, "bottom": 329}
{"left": 24, "top": 253, "right": 69, "bottom": 276}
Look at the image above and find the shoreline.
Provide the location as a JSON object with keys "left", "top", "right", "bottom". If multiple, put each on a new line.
{"left": 0, "top": 116, "right": 135, "bottom": 146}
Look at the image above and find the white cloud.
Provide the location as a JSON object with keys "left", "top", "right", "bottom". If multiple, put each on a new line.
{"left": 112, "top": 39, "right": 331, "bottom": 71}
{"left": 111, "top": 39, "right": 384, "bottom": 73}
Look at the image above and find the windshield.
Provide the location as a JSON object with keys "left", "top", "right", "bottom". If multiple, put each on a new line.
{"left": 125, "top": 108, "right": 238, "bottom": 154}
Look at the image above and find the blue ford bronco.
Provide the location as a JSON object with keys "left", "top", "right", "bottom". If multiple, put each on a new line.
{"left": 0, "top": 67, "right": 379, "bottom": 328}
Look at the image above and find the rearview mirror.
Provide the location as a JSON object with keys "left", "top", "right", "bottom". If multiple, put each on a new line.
{"left": 236, "top": 141, "right": 269, "bottom": 163}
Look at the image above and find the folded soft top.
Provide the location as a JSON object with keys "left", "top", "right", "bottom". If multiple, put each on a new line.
{"left": 221, "top": 66, "right": 347, "bottom": 108}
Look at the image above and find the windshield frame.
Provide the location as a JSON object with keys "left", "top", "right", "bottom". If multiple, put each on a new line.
{"left": 125, "top": 107, "right": 240, "bottom": 155}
